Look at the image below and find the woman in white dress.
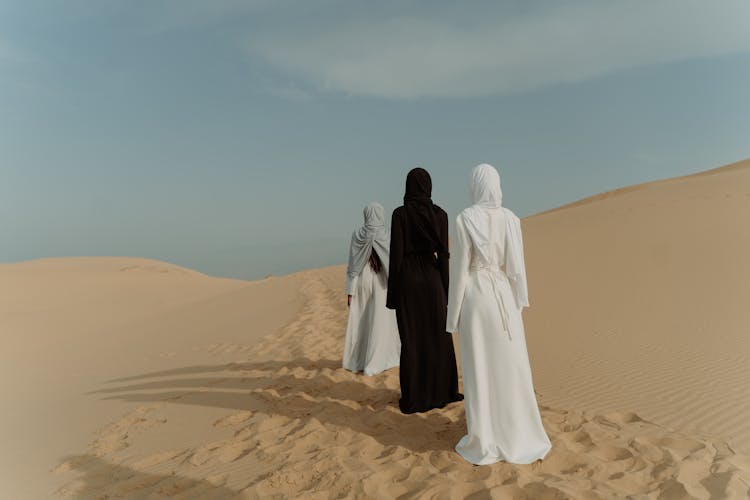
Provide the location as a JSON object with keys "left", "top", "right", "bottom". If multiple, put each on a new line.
{"left": 447, "top": 164, "right": 551, "bottom": 465}
{"left": 343, "top": 202, "right": 401, "bottom": 376}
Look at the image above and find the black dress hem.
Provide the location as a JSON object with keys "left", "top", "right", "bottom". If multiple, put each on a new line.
{"left": 398, "top": 393, "right": 465, "bottom": 414}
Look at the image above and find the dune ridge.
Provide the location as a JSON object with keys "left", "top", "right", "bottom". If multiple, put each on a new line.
{"left": 53, "top": 265, "right": 750, "bottom": 498}
{"left": 523, "top": 158, "right": 750, "bottom": 455}
{"left": 534, "top": 158, "right": 750, "bottom": 216}
{"left": 0, "top": 257, "right": 302, "bottom": 499}
{"left": 2, "top": 158, "right": 750, "bottom": 498}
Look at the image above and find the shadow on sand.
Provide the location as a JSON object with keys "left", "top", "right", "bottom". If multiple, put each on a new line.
{"left": 94, "top": 357, "right": 464, "bottom": 454}
{"left": 57, "top": 455, "right": 244, "bottom": 499}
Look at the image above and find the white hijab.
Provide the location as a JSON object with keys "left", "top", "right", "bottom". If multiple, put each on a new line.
{"left": 470, "top": 162, "right": 503, "bottom": 209}
{"left": 347, "top": 202, "right": 391, "bottom": 281}
{"left": 463, "top": 164, "right": 503, "bottom": 264}
{"left": 463, "top": 164, "right": 529, "bottom": 309}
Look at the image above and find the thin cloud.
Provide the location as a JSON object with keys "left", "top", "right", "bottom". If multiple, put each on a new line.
{"left": 268, "top": 85, "right": 314, "bottom": 102}
{"left": 144, "top": 0, "right": 321, "bottom": 32}
{"left": 245, "top": 0, "right": 750, "bottom": 99}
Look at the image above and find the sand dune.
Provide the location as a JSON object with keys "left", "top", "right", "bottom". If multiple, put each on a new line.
{"left": 52, "top": 266, "right": 750, "bottom": 498}
{"left": 2, "top": 159, "right": 750, "bottom": 498}
{"left": 523, "top": 158, "right": 750, "bottom": 452}
{"left": 0, "top": 257, "right": 303, "bottom": 499}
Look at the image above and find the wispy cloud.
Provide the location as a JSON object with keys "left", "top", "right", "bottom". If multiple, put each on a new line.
{"left": 244, "top": 0, "right": 750, "bottom": 99}
{"left": 143, "top": 0, "right": 314, "bottom": 32}
{"left": 268, "top": 84, "right": 314, "bottom": 102}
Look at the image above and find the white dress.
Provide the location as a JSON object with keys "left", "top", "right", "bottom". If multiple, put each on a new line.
{"left": 343, "top": 261, "right": 400, "bottom": 376}
{"left": 447, "top": 207, "right": 551, "bottom": 465}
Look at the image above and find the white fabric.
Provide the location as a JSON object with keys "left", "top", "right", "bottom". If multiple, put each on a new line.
{"left": 345, "top": 202, "right": 390, "bottom": 295}
{"left": 470, "top": 162, "right": 503, "bottom": 209}
{"left": 342, "top": 260, "right": 400, "bottom": 376}
{"left": 446, "top": 164, "right": 550, "bottom": 465}
{"left": 455, "top": 164, "right": 528, "bottom": 311}
{"left": 504, "top": 208, "right": 529, "bottom": 309}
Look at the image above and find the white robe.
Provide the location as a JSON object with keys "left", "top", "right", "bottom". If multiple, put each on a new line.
{"left": 343, "top": 257, "right": 400, "bottom": 376}
{"left": 447, "top": 206, "right": 551, "bottom": 465}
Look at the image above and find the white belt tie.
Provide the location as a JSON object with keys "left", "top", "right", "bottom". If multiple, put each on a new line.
{"left": 470, "top": 264, "right": 512, "bottom": 341}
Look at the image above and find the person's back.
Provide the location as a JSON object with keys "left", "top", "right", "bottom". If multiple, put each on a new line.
{"left": 386, "top": 167, "right": 462, "bottom": 414}
{"left": 447, "top": 163, "right": 550, "bottom": 465}
{"left": 465, "top": 206, "right": 507, "bottom": 271}
{"left": 342, "top": 202, "right": 400, "bottom": 376}
{"left": 388, "top": 204, "right": 448, "bottom": 293}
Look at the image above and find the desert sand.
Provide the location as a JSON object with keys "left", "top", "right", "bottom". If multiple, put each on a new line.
{"left": 0, "top": 258, "right": 302, "bottom": 499}
{"left": 2, "top": 159, "right": 750, "bottom": 499}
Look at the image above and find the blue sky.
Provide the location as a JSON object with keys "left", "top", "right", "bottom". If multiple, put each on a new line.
{"left": 2, "top": 1, "right": 750, "bottom": 279}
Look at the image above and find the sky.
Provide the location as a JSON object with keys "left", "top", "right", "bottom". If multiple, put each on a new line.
{"left": 2, "top": 0, "right": 750, "bottom": 279}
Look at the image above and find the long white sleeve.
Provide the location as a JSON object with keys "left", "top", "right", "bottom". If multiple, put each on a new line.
{"left": 447, "top": 213, "right": 471, "bottom": 333}
{"left": 345, "top": 231, "right": 359, "bottom": 296}
{"left": 503, "top": 208, "right": 529, "bottom": 309}
{"left": 344, "top": 272, "right": 358, "bottom": 296}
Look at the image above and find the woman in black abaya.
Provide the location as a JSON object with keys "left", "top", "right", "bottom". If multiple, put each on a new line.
{"left": 386, "top": 167, "right": 463, "bottom": 414}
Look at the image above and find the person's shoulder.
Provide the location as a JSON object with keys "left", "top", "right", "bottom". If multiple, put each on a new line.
{"left": 502, "top": 206, "right": 520, "bottom": 222}
{"left": 389, "top": 206, "right": 406, "bottom": 224}
{"left": 453, "top": 207, "right": 469, "bottom": 226}
{"left": 433, "top": 204, "right": 448, "bottom": 217}
{"left": 457, "top": 206, "right": 476, "bottom": 218}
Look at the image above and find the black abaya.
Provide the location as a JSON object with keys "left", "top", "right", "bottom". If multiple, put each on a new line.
{"left": 386, "top": 169, "right": 462, "bottom": 414}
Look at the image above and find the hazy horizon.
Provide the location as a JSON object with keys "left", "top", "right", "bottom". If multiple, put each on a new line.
{"left": 3, "top": 1, "right": 750, "bottom": 279}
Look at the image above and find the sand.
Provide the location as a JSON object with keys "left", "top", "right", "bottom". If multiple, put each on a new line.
{"left": 2, "top": 159, "right": 750, "bottom": 498}
{"left": 0, "top": 258, "right": 303, "bottom": 499}
{"left": 523, "top": 158, "right": 750, "bottom": 453}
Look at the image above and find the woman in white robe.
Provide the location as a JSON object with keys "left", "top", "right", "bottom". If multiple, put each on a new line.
{"left": 343, "top": 202, "right": 401, "bottom": 376}
{"left": 447, "top": 164, "right": 551, "bottom": 465}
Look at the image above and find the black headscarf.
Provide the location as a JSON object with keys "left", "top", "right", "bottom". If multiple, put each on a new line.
{"left": 404, "top": 168, "right": 446, "bottom": 254}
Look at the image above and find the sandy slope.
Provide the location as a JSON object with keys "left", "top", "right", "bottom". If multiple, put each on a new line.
{"left": 523, "top": 158, "right": 750, "bottom": 453}
{"left": 2, "top": 159, "right": 750, "bottom": 498}
{"left": 51, "top": 266, "right": 750, "bottom": 498}
{"left": 0, "top": 258, "right": 303, "bottom": 499}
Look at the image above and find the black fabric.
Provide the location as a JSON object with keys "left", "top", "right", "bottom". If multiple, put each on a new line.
{"left": 403, "top": 168, "right": 448, "bottom": 255}
{"left": 386, "top": 173, "right": 462, "bottom": 414}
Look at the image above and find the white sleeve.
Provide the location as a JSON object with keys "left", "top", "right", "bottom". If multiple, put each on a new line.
{"left": 344, "top": 231, "right": 358, "bottom": 296}
{"left": 344, "top": 271, "right": 358, "bottom": 296}
{"left": 446, "top": 213, "right": 471, "bottom": 333}
{"left": 504, "top": 208, "right": 529, "bottom": 309}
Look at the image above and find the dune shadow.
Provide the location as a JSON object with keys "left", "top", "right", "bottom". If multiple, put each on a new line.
{"left": 104, "top": 357, "right": 342, "bottom": 384}
{"left": 57, "top": 454, "right": 243, "bottom": 499}
{"left": 96, "top": 357, "right": 464, "bottom": 454}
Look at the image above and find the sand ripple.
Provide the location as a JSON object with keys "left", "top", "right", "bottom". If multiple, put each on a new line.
{"left": 55, "top": 268, "right": 750, "bottom": 499}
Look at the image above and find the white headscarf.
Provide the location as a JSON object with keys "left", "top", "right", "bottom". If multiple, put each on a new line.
{"left": 463, "top": 164, "right": 503, "bottom": 264}
{"left": 346, "top": 202, "right": 391, "bottom": 283}
{"left": 463, "top": 163, "right": 529, "bottom": 308}
{"left": 470, "top": 163, "right": 503, "bottom": 208}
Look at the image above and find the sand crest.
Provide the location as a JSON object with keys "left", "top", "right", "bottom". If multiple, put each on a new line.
{"left": 523, "top": 159, "right": 750, "bottom": 453}
{"left": 3, "top": 159, "right": 750, "bottom": 498}
{"left": 0, "top": 257, "right": 301, "bottom": 499}
{"left": 54, "top": 264, "right": 750, "bottom": 499}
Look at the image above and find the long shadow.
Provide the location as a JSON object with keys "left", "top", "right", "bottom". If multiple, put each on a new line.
{"left": 96, "top": 358, "right": 464, "bottom": 454}
{"left": 104, "top": 357, "right": 342, "bottom": 383}
{"left": 57, "top": 455, "right": 243, "bottom": 499}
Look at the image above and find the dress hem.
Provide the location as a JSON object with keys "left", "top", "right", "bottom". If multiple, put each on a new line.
{"left": 455, "top": 440, "right": 551, "bottom": 466}
{"left": 399, "top": 393, "right": 464, "bottom": 414}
